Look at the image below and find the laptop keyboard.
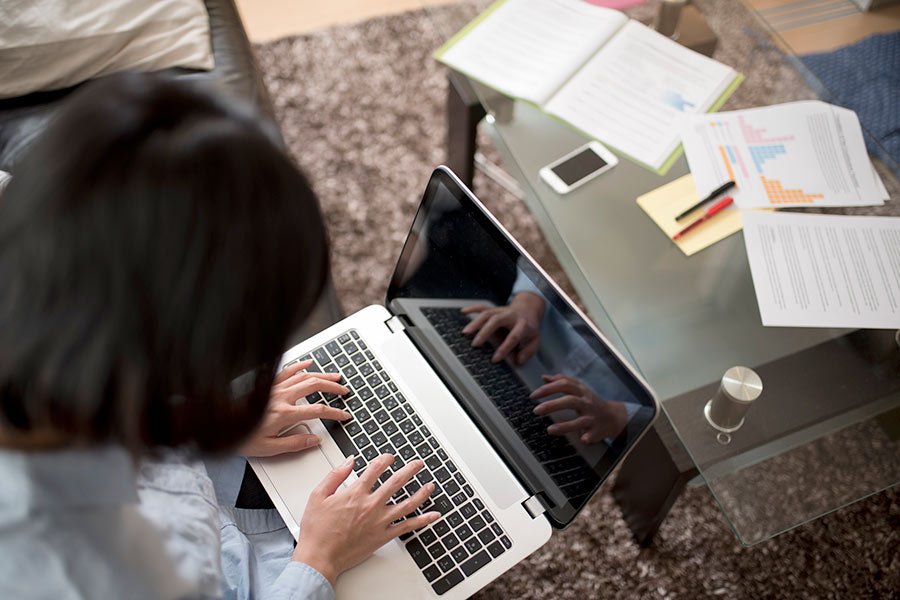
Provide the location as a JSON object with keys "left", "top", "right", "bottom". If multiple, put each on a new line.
{"left": 286, "top": 329, "right": 511, "bottom": 596}
{"left": 421, "top": 307, "right": 597, "bottom": 507}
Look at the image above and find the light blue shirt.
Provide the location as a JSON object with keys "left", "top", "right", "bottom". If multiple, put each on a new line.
{"left": 0, "top": 446, "right": 334, "bottom": 600}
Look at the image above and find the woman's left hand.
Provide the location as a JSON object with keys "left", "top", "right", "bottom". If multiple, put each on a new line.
{"left": 239, "top": 360, "right": 351, "bottom": 457}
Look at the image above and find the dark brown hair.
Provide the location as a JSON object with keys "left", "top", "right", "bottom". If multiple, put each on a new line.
{"left": 0, "top": 73, "right": 329, "bottom": 454}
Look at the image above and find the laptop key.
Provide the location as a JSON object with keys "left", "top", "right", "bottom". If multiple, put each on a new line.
{"left": 432, "top": 495, "right": 453, "bottom": 515}
{"left": 427, "top": 542, "right": 447, "bottom": 560}
{"left": 464, "top": 537, "right": 481, "bottom": 554}
{"left": 437, "top": 556, "right": 455, "bottom": 573}
{"left": 446, "top": 512, "right": 464, "bottom": 528}
{"left": 338, "top": 333, "right": 351, "bottom": 344}
{"left": 457, "top": 524, "right": 473, "bottom": 541}
{"left": 478, "top": 528, "right": 495, "bottom": 545}
{"left": 326, "top": 341, "right": 341, "bottom": 356}
{"left": 450, "top": 546, "right": 468, "bottom": 563}
{"left": 433, "top": 467, "right": 451, "bottom": 482}
{"left": 312, "top": 348, "right": 330, "bottom": 364}
{"left": 363, "top": 420, "right": 378, "bottom": 434}
{"left": 442, "top": 480, "right": 460, "bottom": 498}
{"left": 460, "top": 550, "right": 491, "bottom": 577}
{"left": 441, "top": 532, "right": 460, "bottom": 550}
{"left": 432, "top": 569, "right": 464, "bottom": 595}
{"left": 500, "top": 536, "right": 512, "bottom": 549}
{"left": 405, "top": 539, "right": 431, "bottom": 569}
{"left": 470, "top": 515, "right": 486, "bottom": 532}
{"left": 451, "top": 492, "right": 466, "bottom": 506}
{"left": 423, "top": 565, "right": 441, "bottom": 583}
{"left": 487, "top": 540, "right": 505, "bottom": 558}
{"left": 434, "top": 520, "right": 451, "bottom": 537}
{"left": 460, "top": 503, "right": 477, "bottom": 519}
{"left": 419, "top": 530, "right": 438, "bottom": 546}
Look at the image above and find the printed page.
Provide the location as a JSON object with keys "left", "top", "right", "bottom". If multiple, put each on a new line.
{"left": 437, "top": 0, "right": 628, "bottom": 106}
{"left": 543, "top": 20, "right": 737, "bottom": 170}
{"left": 742, "top": 212, "right": 900, "bottom": 329}
{"left": 682, "top": 101, "right": 885, "bottom": 209}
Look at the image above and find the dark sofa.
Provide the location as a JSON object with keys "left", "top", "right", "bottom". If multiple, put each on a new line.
{"left": 0, "top": 0, "right": 343, "bottom": 338}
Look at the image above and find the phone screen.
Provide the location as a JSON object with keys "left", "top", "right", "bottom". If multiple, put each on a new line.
{"left": 551, "top": 148, "right": 608, "bottom": 186}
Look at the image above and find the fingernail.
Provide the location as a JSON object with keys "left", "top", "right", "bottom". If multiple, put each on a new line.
{"left": 305, "top": 436, "right": 321, "bottom": 448}
{"left": 340, "top": 411, "right": 351, "bottom": 419}
{"left": 343, "top": 455, "right": 355, "bottom": 466}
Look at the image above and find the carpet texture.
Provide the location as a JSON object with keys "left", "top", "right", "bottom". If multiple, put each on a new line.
{"left": 253, "top": 2, "right": 900, "bottom": 598}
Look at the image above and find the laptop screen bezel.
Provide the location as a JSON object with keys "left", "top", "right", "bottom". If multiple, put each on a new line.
{"left": 385, "top": 166, "right": 658, "bottom": 528}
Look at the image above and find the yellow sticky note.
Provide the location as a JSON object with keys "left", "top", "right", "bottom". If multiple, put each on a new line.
{"left": 637, "top": 174, "right": 743, "bottom": 257}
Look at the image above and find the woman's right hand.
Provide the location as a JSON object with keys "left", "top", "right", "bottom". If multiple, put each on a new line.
{"left": 291, "top": 453, "right": 441, "bottom": 586}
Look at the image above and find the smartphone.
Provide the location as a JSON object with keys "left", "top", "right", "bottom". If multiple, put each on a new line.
{"left": 539, "top": 141, "right": 618, "bottom": 194}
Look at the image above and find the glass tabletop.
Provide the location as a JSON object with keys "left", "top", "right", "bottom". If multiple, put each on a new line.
{"left": 424, "top": 0, "right": 900, "bottom": 545}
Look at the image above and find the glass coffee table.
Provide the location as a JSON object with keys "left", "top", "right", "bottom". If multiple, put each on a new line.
{"left": 425, "top": 0, "right": 900, "bottom": 546}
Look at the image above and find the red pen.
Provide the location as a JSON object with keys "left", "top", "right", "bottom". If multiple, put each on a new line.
{"left": 672, "top": 196, "right": 734, "bottom": 240}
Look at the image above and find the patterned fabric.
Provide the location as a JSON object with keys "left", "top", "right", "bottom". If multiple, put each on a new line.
{"left": 799, "top": 32, "right": 900, "bottom": 179}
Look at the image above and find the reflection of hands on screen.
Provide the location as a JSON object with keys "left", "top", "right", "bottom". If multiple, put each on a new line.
{"left": 530, "top": 374, "right": 628, "bottom": 444}
{"left": 460, "top": 291, "right": 546, "bottom": 364}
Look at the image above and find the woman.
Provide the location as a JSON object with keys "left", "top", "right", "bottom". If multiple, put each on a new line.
{"left": 0, "top": 73, "right": 438, "bottom": 599}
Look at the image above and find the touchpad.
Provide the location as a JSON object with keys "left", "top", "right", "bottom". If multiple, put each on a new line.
{"left": 255, "top": 425, "right": 336, "bottom": 527}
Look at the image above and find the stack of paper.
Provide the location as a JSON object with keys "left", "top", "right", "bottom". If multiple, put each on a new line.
{"left": 681, "top": 101, "right": 888, "bottom": 209}
{"left": 640, "top": 101, "right": 896, "bottom": 329}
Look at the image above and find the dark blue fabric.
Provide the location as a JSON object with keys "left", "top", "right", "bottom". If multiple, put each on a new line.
{"left": 796, "top": 32, "right": 900, "bottom": 180}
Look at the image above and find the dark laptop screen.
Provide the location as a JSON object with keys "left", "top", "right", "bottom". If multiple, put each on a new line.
{"left": 386, "top": 168, "right": 656, "bottom": 528}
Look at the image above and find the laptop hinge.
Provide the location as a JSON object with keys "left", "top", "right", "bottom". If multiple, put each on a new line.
{"left": 385, "top": 315, "right": 407, "bottom": 334}
{"left": 522, "top": 493, "right": 549, "bottom": 519}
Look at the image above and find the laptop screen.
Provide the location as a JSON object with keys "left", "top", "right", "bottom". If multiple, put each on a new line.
{"left": 386, "top": 168, "right": 657, "bottom": 527}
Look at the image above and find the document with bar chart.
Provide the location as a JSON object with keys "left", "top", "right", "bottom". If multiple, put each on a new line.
{"left": 681, "top": 101, "right": 885, "bottom": 209}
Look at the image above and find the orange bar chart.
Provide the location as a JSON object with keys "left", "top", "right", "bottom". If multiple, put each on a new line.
{"left": 760, "top": 175, "right": 823, "bottom": 204}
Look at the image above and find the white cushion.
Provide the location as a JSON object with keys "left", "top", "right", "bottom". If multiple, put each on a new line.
{"left": 0, "top": 0, "right": 214, "bottom": 99}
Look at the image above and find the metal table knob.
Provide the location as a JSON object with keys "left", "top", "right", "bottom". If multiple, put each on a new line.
{"left": 704, "top": 366, "right": 763, "bottom": 435}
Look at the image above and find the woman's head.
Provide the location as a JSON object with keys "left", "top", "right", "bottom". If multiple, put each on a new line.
{"left": 0, "top": 73, "right": 328, "bottom": 453}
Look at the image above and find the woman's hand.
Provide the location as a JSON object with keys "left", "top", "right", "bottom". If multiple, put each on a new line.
{"left": 530, "top": 374, "right": 628, "bottom": 444}
{"left": 461, "top": 291, "right": 545, "bottom": 364}
{"left": 292, "top": 454, "right": 441, "bottom": 585}
{"left": 239, "top": 360, "right": 350, "bottom": 457}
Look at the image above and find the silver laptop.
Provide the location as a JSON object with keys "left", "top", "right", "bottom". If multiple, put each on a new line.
{"left": 250, "top": 167, "right": 658, "bottom": 599}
